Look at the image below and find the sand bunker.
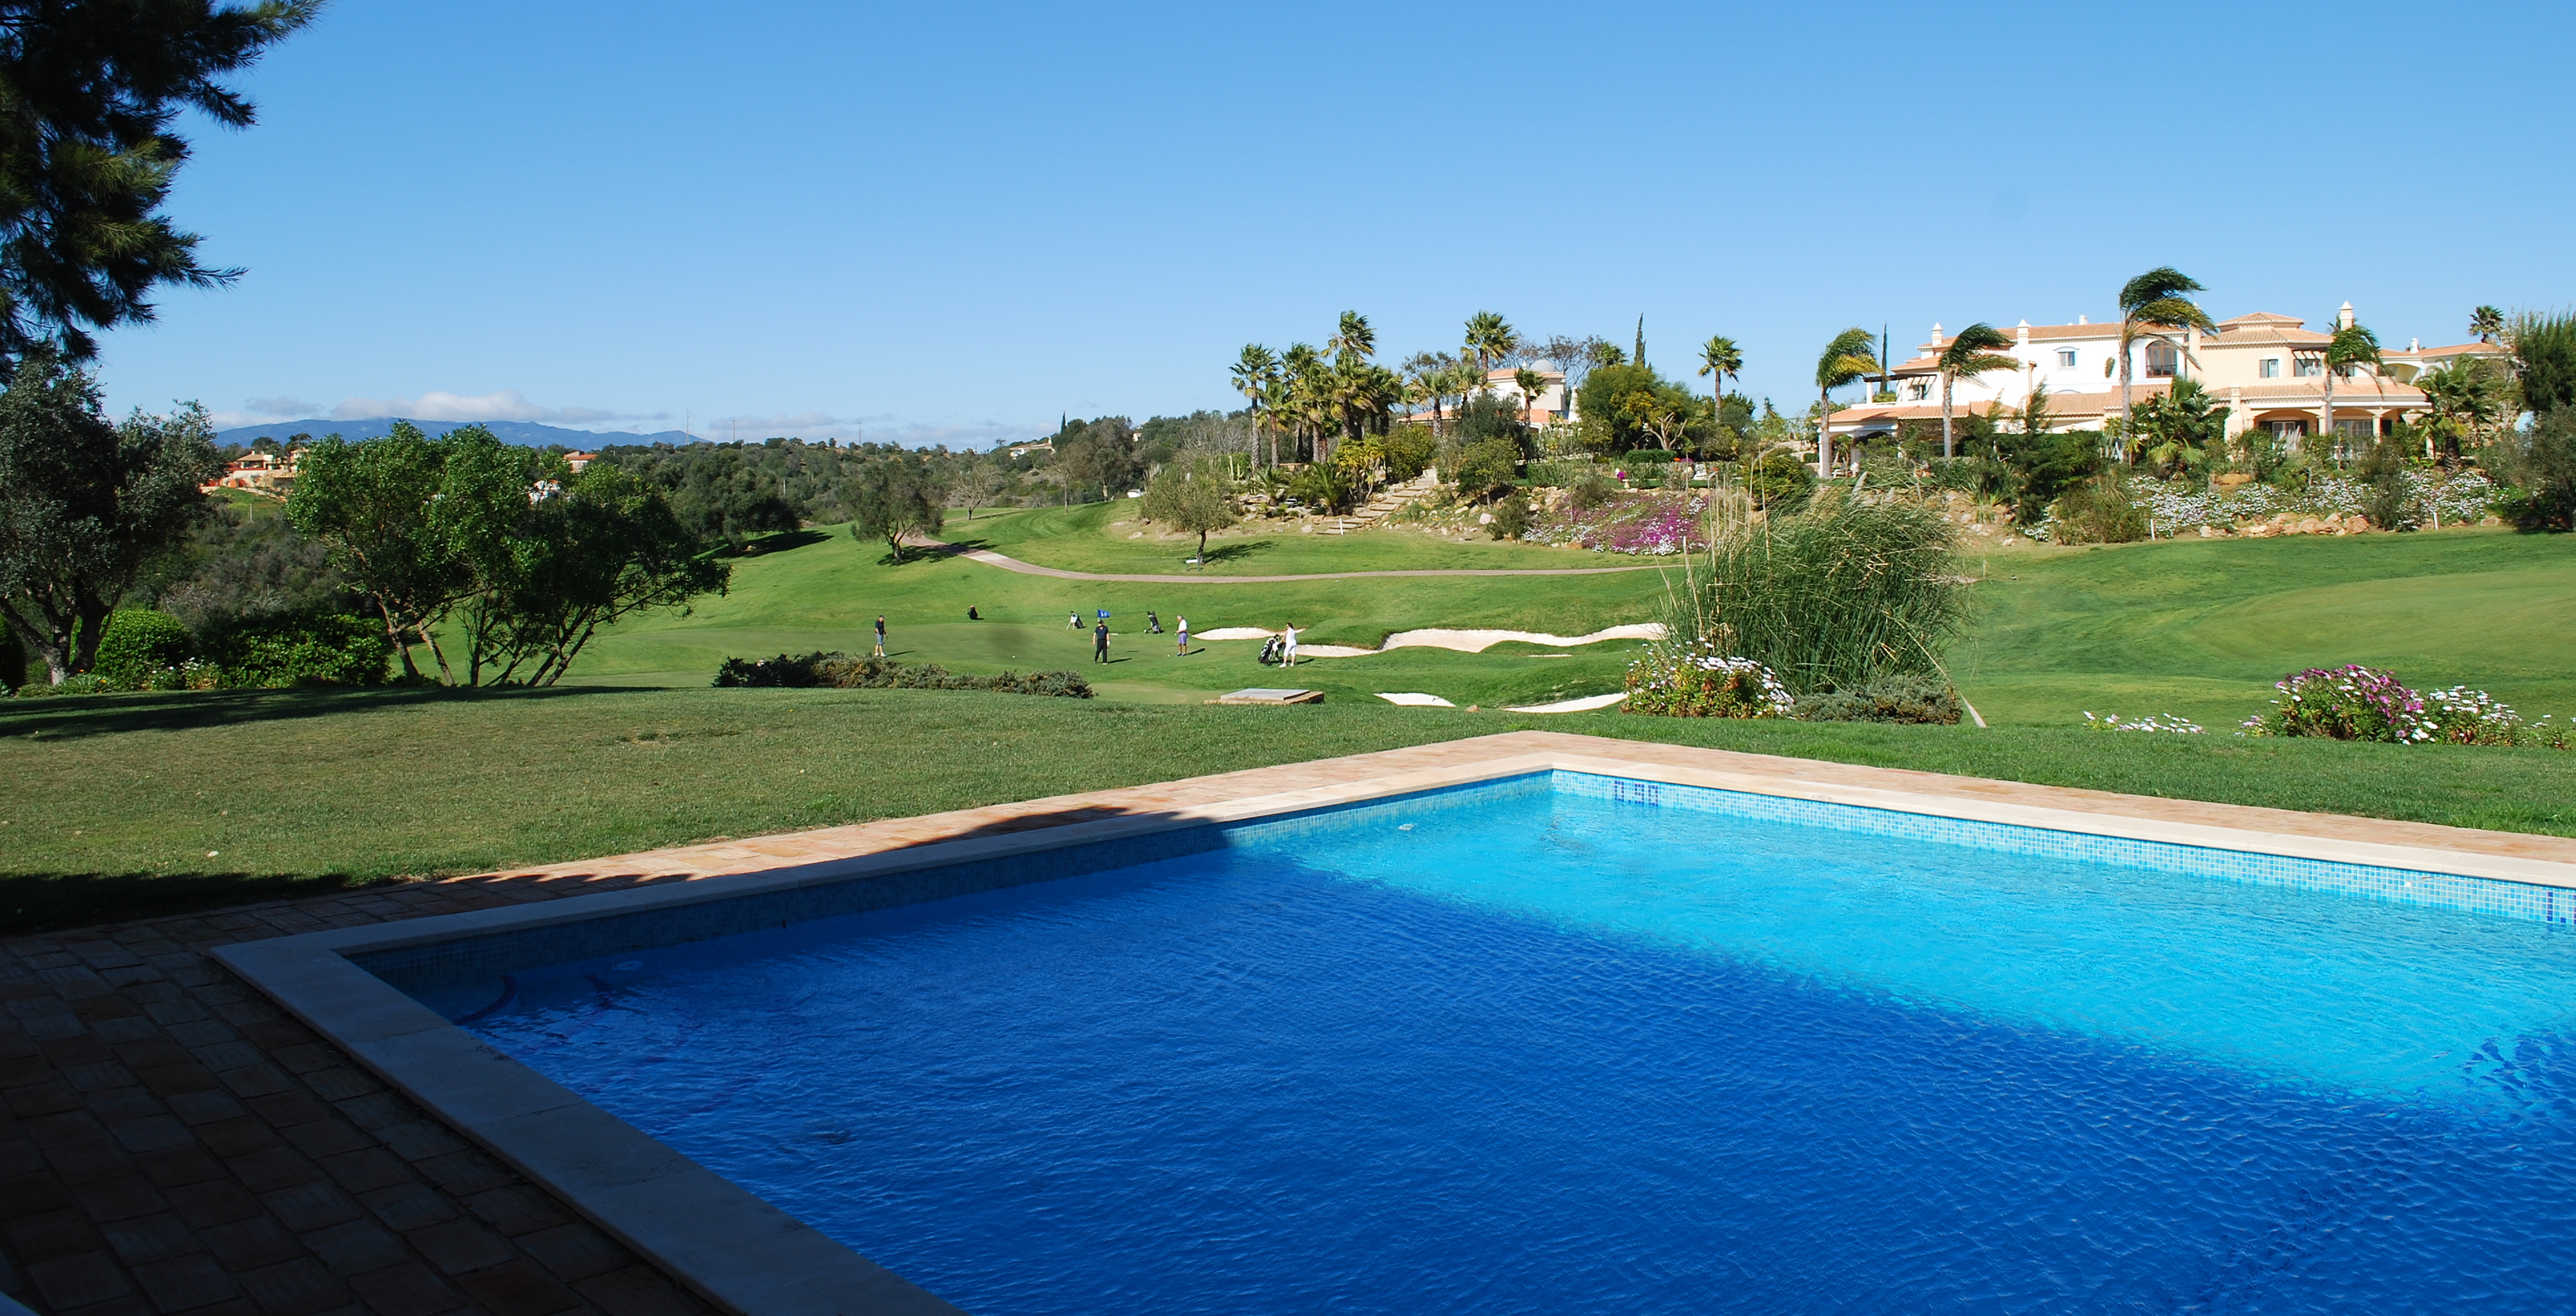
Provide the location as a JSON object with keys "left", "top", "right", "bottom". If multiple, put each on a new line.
{"left": 1504, "top": 691, "right": 1632, "bottom": 714}
{"left": 1374, "top": 693, "right": 1457, "bottom": 707}
{"left": 1189, "top": 623, "right": 1663, "bottom": 656}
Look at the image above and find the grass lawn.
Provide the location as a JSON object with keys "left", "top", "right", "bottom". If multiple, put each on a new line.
{"left": 7, "top": 685, "right": 2576, "bottom": 933}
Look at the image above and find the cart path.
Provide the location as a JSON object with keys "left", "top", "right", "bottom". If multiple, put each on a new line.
{"left": 909, "top": 534, "right": 1663, "bottom": 583}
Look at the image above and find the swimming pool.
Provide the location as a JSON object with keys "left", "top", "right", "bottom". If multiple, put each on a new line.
{"left": 369, "top": 772, "right": 2576, "bottom": 1314}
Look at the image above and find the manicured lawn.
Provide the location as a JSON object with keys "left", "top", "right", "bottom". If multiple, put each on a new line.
{"left": 7, "top": 685, "right": 2576, "bottom": 933}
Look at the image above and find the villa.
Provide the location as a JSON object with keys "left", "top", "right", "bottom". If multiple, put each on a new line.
{"left": 1828, "top": 304, "right": 2478, "bottom": 444}
{"left": 1486, "top": 366, "right": 1569, "bottom": 424}
{"left": 201, "top": 445, "right": 306, "bottom": 494}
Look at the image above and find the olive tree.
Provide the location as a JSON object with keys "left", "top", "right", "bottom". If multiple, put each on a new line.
{"left": 0, "top": 353, "right": 218, "bottom": 682}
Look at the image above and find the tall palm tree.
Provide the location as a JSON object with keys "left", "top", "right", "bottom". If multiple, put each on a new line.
{"left": 1513, "top": 367, "right": 1549, "bottom": 422}
{"left": 1232, "top": 344, "right": 1280, "bottom": 465}
{"left": 1934, "top": 323, "right": 2017, "bottom": 460}
{"left": 2320, "top": 318, "right": 2383, "bottom": 446}
{"left": 1329, "top": 310, "right": 1376, "bottom": 363}
{"left": 1696, "top": 334, "right": 1743, "bottom": 433}
{"left": 2470, "top": 305, "right": 2505, "bottom": 344}
{"left": 1813, "top": 326, "right": 1879, "bottom": 478}
{"left": 2116, "top": 267, "right": 2216, "bottom": 442}
{"left": 1465, "top": 310, "right": 1517, "bottom": 372}
{"left": 1443, "top": 359, "right": 1486, "bottom": 411}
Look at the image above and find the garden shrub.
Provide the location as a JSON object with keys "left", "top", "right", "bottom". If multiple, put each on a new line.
{"left": 216, "top": 614, "right": 393, "bottom": 687}
{"left": 2046, "top": 470, "right": 2148, "bottom": 544}
{"left": 1745, "top": 450, "right": 1815, "bottom": 509}
{"left": 2422, "top": 687, "right": 2572, "bottom": 748}
{"left": 2493, "top": 407, "right": 2576, "bottom": 533}
{"left": 2240, "top": 665, "right": 2432, "bottom": 743}
{"left": 713, "top": 651, "right": 1094, "bottom": 698}
{"left": 1565, "top": 470, "right": 1619, "bottom": 510}
{"left": 1788, "top": 675, "right": 1963, "bottom": 724}
{"left": 91, "top": 609, "right": 196, "bottom": 687}
{"left": 1486, "top": 491, "right": 1533, "bottom": 541}
{"left": 1622, "top": 644, "right": 1793, "bottom": 718}
{"left": 1452, "top": 438, "right": 1520, "bottom": 503}
{"left": 1666, "top": 494, "right": 1969, "bottom": 695}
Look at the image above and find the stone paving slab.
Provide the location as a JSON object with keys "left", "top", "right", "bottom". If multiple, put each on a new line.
{"left": 10, "top": 729, "right": 2576, "bottom": 1314}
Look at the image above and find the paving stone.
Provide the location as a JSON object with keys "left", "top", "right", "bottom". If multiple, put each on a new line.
{"left": 450, "top": 1260, "right": 584, "bottom": 1316}
{"left": 129, "top": 1145, "right": 226, "bottom": 1191}
{"left": 344, "top": 1262, "right": 468, "bottom": 1316}
{"left": 6, "top": 1206, "right": 109, "bottom": 1261}
{"left": 6, "top": 1080, "right": 85, "bottom": 1118}
{"left": 41, "top": 1136, "right": 137, "bottom": 1185}
{"left": 69, "top": 1175, "right": 170, "bottom": 1223}
{"left": 90, "top": 1016, "right": 165, "bottom": 1045}
{"left": 133, "top": 1063, "right": 222, "bottom": 1098}
{"left": 242, "top": 1089, "right": 330, "bottom": 1130}
{"left": 232, "top": 1256, "right": 352, "bottom": 1316}
{"left": 296, "top": 1219, "right": 407, "bottom": 1279}
{"left": 296, "top": 1070, "right": 378, "bottom": 1104}
{"left": 60, "top": 1061, "right": 138, "bottom": 1092}
{"left": 98, "top": 1211, "right": 197, "bottom": 1266}
{"left": 110, "top": 1115, "right": 198, "bottom": 1155}
{"left": 215, "top": 1065, "right": 297, "bottom": 1101}
{"left": 193, "top": 1116, "right": 283, "bottom": 1159}
{"left": 27, "top": 1252, "right": 134, "bottom": 1309}
{"left": 329, "top": 1093, "right": 412, "bottom": 1133}
{"left": 237, "top": 1021, "right": 312, "bottom": 1051}
{"left": 196, "top": 1216, "right": 303, "bottom": 1271}
{"left": 164, "top": 1180, "right": 265, "bottom": 1231}
{"left": 90, "top": 1087, "right": 169, "bottom": 1125}
{"left": 403, "top": 1219, "right": 515, "bottom": 1276}
{"left": 354, "top": 1182, "right": 454, "bottom": 1234}
{"left": 456, "top": 1187, "right": 567, "bottom": 1239}
{"left": 276, "top": 1119, "right": 373, "bottom": 1162}
{"left": 165, "top": 1089, "right": 251, "bottom": 1127}
{"left": 571, "top": 1266, "right": 710, "bottom": 1316}
{"left": 223, "top": 1146, "right": 321, "bottom": 1196}
{"left": 512, "top": 1223, "right": 626, "bottom": 1284}
{"left": 255, "top": 1181, "right": 360, "bottom": 1235}
{"left": 2, "top": 1169, "right": 73, "bottom": 1217}
{"left": 318, "top": 1148, "right": 413, "bottom": 1197}
{"left": 374, "top": 1120, "right": 465, "bottom": 1164}
{"left": 130, "top": 1251, "right": 241, "bottom": 1312}
{"left": 160, "top": 1021, "right": 233, "bottom": 1050}
{"left": 409, "top": 1151, "right": 510, "bottom": 1198}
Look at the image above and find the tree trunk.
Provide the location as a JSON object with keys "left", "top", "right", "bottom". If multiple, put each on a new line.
{"left": 1, "top": 602, "right": 70, "bottom": 686}
{"left": 1941, "top": 373, "right": 1955, "bottom": 460}
{"left": 379, "top": 599, "right": 421, "bottom": 680}
{"left": 70, "top": 593, "right": 111, "bottom": 676}
{"left": 2322, "top": 370, "right": 2337, "bottom": 451}
{"left": 1817, "top": 390, "right": 1832, "bottom": 479}
{"left": 419, "top": 620, "right": 456, "bottom": 685}
{"left": 2119, "top": 329, "right": 2133, "bottom": 436}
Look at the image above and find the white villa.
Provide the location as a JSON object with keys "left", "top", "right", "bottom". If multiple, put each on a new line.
{"left": 1828, "top": 305, "right": 2506, "bottom": 444}
{"left": 1483, "top": 366, "right": 1569, "bottom": 424}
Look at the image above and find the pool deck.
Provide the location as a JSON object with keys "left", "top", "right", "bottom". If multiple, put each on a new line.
{"left": 10, "top": 729, "right": 2576, "bottom": 1315}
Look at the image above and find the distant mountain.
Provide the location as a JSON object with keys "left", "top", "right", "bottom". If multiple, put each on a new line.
{"left": 217, "top": 418, "right": 703, "bottom": 448}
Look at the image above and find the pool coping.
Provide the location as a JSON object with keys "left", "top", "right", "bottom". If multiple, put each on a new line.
{"left": 208, "top": 744, "right": 2576, "bottom": 1314}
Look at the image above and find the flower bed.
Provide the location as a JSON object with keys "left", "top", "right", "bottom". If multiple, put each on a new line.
{"left": 1623, "top": 644, "right": 1793, "bottom": 718}
{"left": 2082, "top": 712, "right": 2205, "bottom": 734}
{"left": 1524, "top": 491, "right": 1710, "bottom": 555}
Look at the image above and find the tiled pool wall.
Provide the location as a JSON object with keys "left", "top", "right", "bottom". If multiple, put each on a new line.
{"left": 1550, "top": 772, "right": 2576, "bottom": 926}
{"left": 357, "top": 768, "right": 2574, "bottom": 997}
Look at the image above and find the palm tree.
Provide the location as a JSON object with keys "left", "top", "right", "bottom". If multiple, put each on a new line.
{"left": 1443, "top": 359, "right": 1486, "bottom": 411}
{"left": 1696, "top": 334, "right": 1743, "bottom": 434}
{"left": 1329, "top": 310, "right": 1377, "bottom": 363}
{"left": 2116, "top": 267, "right": 2216, "bottom": 441}
{"left": 1232, "top": 344, "right": 1280, "bottom": 465}
{"left": 1465, "top": 310, "right": 1517, "bottom": 372}
{"left": 1513, "top": 367, "right": 1549, "bottom": 422}
{"left": 2471, "top": 305, "right": 2505, "bottom": 344}
{"left": 2419, "top": 356, "right": 2504, "bottom": 456}
{"left": 2319, "top": 318, "right": 2383, "bottom": 446}
{"left": 1934, "top": 323, "right": 2017, "bottom": 460}
{"left": 1813, "top": 326, "right": 1879, "bottom": 478}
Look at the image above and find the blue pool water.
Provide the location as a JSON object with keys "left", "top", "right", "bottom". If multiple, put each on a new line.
{"left": 424, "top": 777, "right": 2576, "bottom": 1313}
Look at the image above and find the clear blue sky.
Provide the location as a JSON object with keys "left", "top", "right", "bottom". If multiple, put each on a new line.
{"left": 94, "top": 0, "right": 2576, "bottom": 446}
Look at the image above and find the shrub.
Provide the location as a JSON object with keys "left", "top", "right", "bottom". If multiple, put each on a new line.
{"left": 1486, "top": 491, "right": 1533, "bottom": 541}
{"left": 2493, "top": 407, "right": 2576, "bottom": 533}
{"left": 1565, "top": 470, "right": 1619, "bottom": 510}
{"left": 1622, "top": 644, "right": 1793, "bottom": 719}
{"left": 1745, "top": 450, "right": 1814, "bottom": 509}
{"left": 1666, "top": 494, "right": 1969, "bottom": 695}
{"left": 2047, "top": 470, "right": 2147, "bottom": 543}
{"left": 217, "top": 614, "right": 393, "bottom": 687}
{"left": 2241, "top": 665, "right": 2432, "bottom": 743}
{"left": 1788, "top": 675, "right": 1963, "bottom": 724}
{"left": 2421, "top": 686, "right": 2572, "bottom": 748}
{"left": 1452, "top": 438, "right": 1520, "bottom": 503}
{"left": 713, "top": 651, "right": 1093, "bottom": 698}
{"left": 90, "top": 609, "right": 195, "bottom": 687}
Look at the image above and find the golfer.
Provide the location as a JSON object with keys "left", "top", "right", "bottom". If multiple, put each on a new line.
{"left": 872, "top": 615, "right": 887, "bottom": 657}
{"left": 1282, "top": 624, "right": 1299, "bottom": 666}
{"left": 1093, "top": 618, "right": 1111, "bottom": 664}
{"left": 1174, "top": 617, "right": 1188, "bottom": 655}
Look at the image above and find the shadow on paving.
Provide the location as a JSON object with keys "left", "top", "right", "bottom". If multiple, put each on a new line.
{"left": 0, "top": 682, "right": 669, "bottom": 740}
{"left": 0, "top": 868, "right": 403, "bottom": 937}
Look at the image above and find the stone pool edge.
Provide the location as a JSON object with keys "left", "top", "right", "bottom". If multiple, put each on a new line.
{"left": 210, "top": 746, "right": 2576, "bottom": 1314}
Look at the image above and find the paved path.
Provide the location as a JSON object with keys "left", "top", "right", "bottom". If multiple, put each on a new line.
{"left": 16, "top": 729, "right": 2576, "bottom": 1313}
{"left": 907, "top": 534, "right": 1662, "bottom": 584}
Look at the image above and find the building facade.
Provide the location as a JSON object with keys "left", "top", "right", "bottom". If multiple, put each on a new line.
{"left": 1829, "top": 304, "right": 2464, "bottom": 444}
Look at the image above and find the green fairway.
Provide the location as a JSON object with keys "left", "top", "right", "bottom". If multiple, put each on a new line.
{"left": 8, "top": 685, "right": 2576, "bottom": 933}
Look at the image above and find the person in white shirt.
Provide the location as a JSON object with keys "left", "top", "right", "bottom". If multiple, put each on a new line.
{"left": 1282, "top": 624, "right": 1299, "bottom": 666}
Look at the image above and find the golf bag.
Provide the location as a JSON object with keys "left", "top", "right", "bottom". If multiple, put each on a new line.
{"left": 1257, "top": 636, "right": 1286, "bottom": 666}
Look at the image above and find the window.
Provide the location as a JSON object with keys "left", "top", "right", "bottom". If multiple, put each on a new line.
{"left": 2056, "top": 349, "right": 2077, "bottom": 368}
{"left": 1905, "top": 379, "right": 1929, "bottom": 401}
{"left": 2295, "top": 357, "right": 2322, "bottom": 378}
{"left": 2144, "top": 340, "right": 2179, "bottom": 378}
{"left": 2268, "top": 420, "right": 2308, "bottom": 440}
{"left": 2260, "top": 358, "right": 2281, "bottom": 378}
{"left": 2332, "top": 418, "right": 2374, "bottom": 436}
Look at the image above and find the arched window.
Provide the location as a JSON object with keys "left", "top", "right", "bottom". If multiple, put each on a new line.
{"left": 2144, "top": 340, "right": 2179, "bottom": 378}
